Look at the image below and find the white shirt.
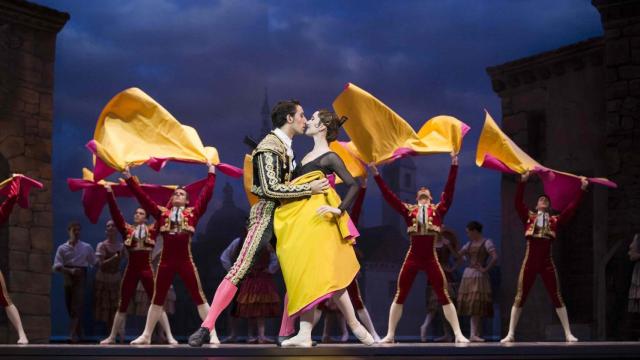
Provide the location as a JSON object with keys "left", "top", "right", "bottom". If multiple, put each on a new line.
{"left": 535, "top": 211, "right": 549, "bottom": 228}
{"left": 53, "top": 240, "right": 97, "bottom": 270}
{"left": 273, "top": 128, "right": 296, "bottom": 170}
{"left": 417, "top": 205, "right": 428, "bottom": 225}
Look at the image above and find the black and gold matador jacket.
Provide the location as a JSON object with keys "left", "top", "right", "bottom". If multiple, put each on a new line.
{"left": 250, "top": 132, "right": 312, "bottom": 201}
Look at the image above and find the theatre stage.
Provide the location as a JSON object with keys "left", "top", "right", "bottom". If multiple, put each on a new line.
{"left": 0, "top": 341, "right": 638, "bottom": 359}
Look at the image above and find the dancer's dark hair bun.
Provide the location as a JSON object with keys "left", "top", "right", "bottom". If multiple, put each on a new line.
{"left": 318, "top": 109, "right": 348, "bottom": 143}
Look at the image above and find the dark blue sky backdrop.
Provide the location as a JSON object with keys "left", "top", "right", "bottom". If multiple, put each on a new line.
{"left": 34, "top": 0, "right": 602, "bottom": 336}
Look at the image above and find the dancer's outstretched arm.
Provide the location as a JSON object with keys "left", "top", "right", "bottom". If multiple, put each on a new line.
{"left": 435, "top": 153, "right": 459, "bottom": 218}
{"left": 192, "top": 163, "right": 216, "bottom": 222}
{"left": 123, "top": 167, "right": 162, "bottom": 220}
{"left": 105, "top": 186, "right": 129, "bottom": 238}
{"left": 556, "top": 177, "right": 588, "bottom": 227}
{"left": 0, "top": 180, "right": 19, "bottom": 225}
{"left": 369, "top": 163, "right": 409, "bottom": 219}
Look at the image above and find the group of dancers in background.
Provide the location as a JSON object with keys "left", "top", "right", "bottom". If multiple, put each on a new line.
{"left": 2, "top": 97, "right": 635, "bottom": 346}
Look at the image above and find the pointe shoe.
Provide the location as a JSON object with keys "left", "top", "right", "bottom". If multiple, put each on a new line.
{"left": 379, "top": 334, "right": 395, "bottom": 344}
{"left": 17, "top": 337, "right": 28, "bottom": 345}
{"left": 188, "top": 327, "right": 209, "bottom": 347}
{"left": 454, "top": 333, "right": 470, "bottom": 343}
{"left": 500, "top": 334, "right": 515, "bottom": 343}
{"left": 419, "top": 324, "right": 428, "bottom": 342}
{"left": 209, "top": 329, "right": 220, "bottom": 344}
{"left": 281, "top": 334, "right": 313, "bottom": 347}
{"left": 470, "top": 335, "right": 485, "bottom": 342}
{"left": 565, "top": 334, "right": 578, "bottom": 342}
{"left": 246, "top": 336, "right": 258, "bottom": 344}
{"left": 352, "top": 325, "right": 374, "bottom": 346}
{"left": 99, "top": 336, "right": 115, "bottom": 345}
{"left": 130, "top": 334, "right": 151, "bottom": 345}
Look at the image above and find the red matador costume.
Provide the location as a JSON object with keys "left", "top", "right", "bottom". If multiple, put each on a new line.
{"left": 0, "top": 190, "right": 18, "bottom": 307}
{"left": 106, "top": 192, "right": 157, "bottom": 312}
{"left": 126, "top": 173, "right": 215, "bottom": 308}
{"left": 374, "top": 164, "right": 458, "bottom": 306}
{"left": 512, "top": 181, "right": 583, "bottom": 309}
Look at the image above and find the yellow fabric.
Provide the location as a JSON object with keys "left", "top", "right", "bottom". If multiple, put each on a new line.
{"left": 243, "top": 154, "right": 259, "bottom": 206}
{"left": 92, "top": 87, "right": 221, "bottom": 171}
{"left": 274, "top": 171, "right": 359, "bottom": 316}
{"left": 332, "top": 83, "right": 467, "bottom": 164}
{"left": 475, "top": 111, "right": 539, "bottom": 173}
{"left": 329, "top": 141, "right": 367, "bottom": 182}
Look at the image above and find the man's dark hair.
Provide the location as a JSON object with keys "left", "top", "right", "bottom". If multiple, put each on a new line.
{"left": 67, "top": 220, "right": 81, "bottom": 231}
{"left": 466, "top": 220, "right": 483, "bottom": 233}
{"left": 271, "top": 99, "right": 301, "bottom": 128}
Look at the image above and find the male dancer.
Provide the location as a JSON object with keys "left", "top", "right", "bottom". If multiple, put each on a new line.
{"left": 53, "top": 221, "right": 96, "bottom": 342}
{"left": 370, "top": 153, "right": 469, "bottom": 343}
{"left": 188, "top": 100, "right": 329, "bottom": 346}
{"left": 0, "top": 180, "right": 28, "bottom": 344}
{"left": 125, "top": 163, "right": 217, "bottom": 345}
{"left": 100, "top": 186, "right": 176, "bottom": 344}
{"left": 501, "top": 171, "right": 587, "bottom": 343}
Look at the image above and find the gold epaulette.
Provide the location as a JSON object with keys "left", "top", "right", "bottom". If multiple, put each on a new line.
{"left": 253, "top": 133, "right": 287, "bottom": 158}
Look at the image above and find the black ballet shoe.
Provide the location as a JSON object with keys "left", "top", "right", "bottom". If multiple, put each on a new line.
{"left": 188, "top": 327, "right": 210, "bottom": 347}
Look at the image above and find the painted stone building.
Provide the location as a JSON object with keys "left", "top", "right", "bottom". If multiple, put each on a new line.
{"left": 0, "top": 0, "right": 67, "bottom": 343}
{"left": 486, "top": 0, "right": 640, "bottom": 340}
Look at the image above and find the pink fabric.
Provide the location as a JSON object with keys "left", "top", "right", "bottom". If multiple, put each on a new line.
{"left": 389, "top": 147, "right": 418, "bottom": 162}
{"left": 66, "top": 177, "right": 208, "bottom": 223}
{"left": 0, "top": 175, "right": 43, "bottom": 209}
{"left": 460, "top": 122, "right": 471, "bottom": 138}
{"left": 87, "top": 141, "right": 243, "bottom": 181}
{"left": 278, "top": 293, "right": 296, "bottom": 337}
{"left": 480, "top": 155, "right": 617, "bottom": 211}
{"left": 290, "top": 291, "right": 336, "bottom": 318}
{"left": 201, "top": 278, "right": 238, "bottom": 330}
{"left": 482, "top": 154, "right": 518, "bottom": 174}
{"left": 346, "top": 217, "right": 360, "bottom": 242}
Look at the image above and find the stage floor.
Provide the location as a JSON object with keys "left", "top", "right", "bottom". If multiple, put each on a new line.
{"left": 0, "top": 342, "right": 638, "bottom": 359}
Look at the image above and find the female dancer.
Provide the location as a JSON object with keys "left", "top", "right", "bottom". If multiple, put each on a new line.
{"left": 94, "top": 220, "right": 124, "bottom": 336}
{"left": 457, "top": 221, "right": 497, "bottom": 342}
{"left": 100, "top": 187, "right": 176, "bottom": 344}
{"left": 276, "top": 109, "right": 374, "bottom": 347}
{"left": 370, "top": 154, "right": 469, "bottom": 343}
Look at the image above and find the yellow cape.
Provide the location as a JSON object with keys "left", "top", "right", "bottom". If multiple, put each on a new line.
{"left": 91, "top": 87, "right": 221, "bottom": 172}
{"left": 332, "top": 83, "right": 469, "bottom": 164}
{"left": 475, "top": 111, "right": 538, "bottom": 173}
{"left": 476, "top": 111, "right": 616, "bottom": 210}
{"left": 274, "top": 171, "right": 360, "bottom": 316}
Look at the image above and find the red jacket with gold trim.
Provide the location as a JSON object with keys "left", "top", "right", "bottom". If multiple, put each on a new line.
{"left": 515, "top": 181, "right": 584, "bottom": 240}
{"left": 106, "top": 191, "right": 156, "bottom": 249}
{"left": 374, "top": 165, "right": 458, "bottom": 236}
{"left": 125, "top": 173, "right": 216, "bottom": 236}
